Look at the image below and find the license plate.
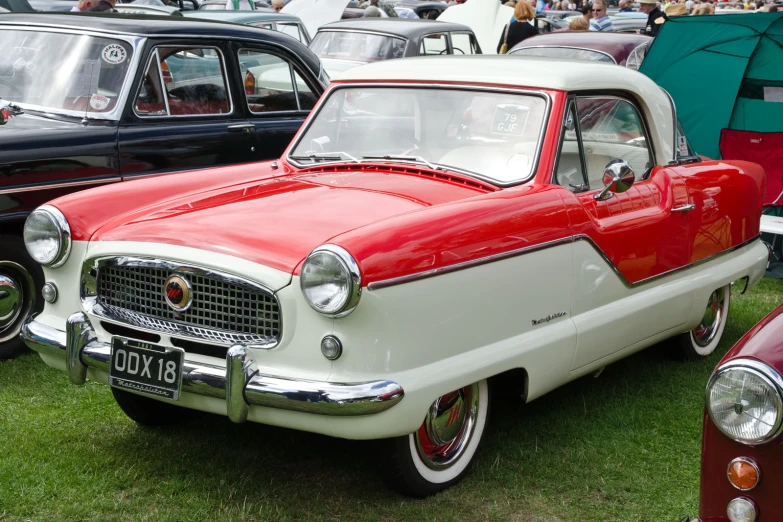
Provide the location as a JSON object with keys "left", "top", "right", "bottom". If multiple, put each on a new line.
{"left": 109, "top": 338, "right": 184, "bottom": 400}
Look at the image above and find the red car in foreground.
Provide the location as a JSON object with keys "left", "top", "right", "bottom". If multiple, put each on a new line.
{"left": 696, "top": 302, "right": 783, "bottom": 522}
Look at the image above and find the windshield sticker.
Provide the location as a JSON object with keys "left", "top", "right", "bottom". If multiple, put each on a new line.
{"left": 491, "top": 104, "right": 529, "bottom": 137}
{"left": 564, "top": 130, "right": 621, "bottom": 142}
{"left": 678, "top": 135, "right": 689, "bottom": 156}
{"left": 89, "top": 94, "right": 110, "bottom": 111}
{"left": 102, "top": 44, "right": 127, "bottom": 65}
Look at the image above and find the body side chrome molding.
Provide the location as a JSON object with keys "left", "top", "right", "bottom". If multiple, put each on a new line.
{"left": 22, "top": 315, "right": 404, "bottom": 417}
{"left": 368, "top": 234, "right": 762, "bottom": 291}
{"left": 0, "top": 177, "right": 123, "bottom": 196}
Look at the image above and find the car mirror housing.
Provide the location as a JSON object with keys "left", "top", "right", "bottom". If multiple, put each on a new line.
{"left": 594, "top": 160, "right": 635, "bottom": 201}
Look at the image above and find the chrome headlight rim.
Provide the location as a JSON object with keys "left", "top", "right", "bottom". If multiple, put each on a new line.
{"left": 24, "top": 205, "right": 72, "bottom": 268}
{"left": 706, "top": 358, "right": 783, "bottom": 445}
{"left": 300, "top": 244, "right": 361, "bottom": 318}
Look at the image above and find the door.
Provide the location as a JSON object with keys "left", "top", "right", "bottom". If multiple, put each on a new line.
{"left": 119, "top": 43, "right": 259, "bottom": 179}
{"left": 235, "top": 46, "right": 320, "bottom": 160}
{"left": 553, "top": 96, "right": 692, "bottom": 369}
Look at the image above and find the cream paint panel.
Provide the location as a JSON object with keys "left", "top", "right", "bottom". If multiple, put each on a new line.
{"left": 36, "top": 241, "right": 89, "bottom": 332}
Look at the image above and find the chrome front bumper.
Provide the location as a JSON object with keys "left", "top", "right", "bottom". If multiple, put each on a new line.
{"left": 22, "top": 313, "right": 404, "bottom": 422}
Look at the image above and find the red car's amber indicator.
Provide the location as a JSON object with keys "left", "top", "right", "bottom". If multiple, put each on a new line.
{"left": 727, "top": 457, "right": 761, "bottom": 491}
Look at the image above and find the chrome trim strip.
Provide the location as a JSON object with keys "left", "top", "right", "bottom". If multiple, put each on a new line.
{"left": 660, "top": 87, "right": 679, "bottom": 164}
{"left": 727, "top": 457, "right": 761, "bottom": 491}
{"left": 21, "top": 316, "right": 405, "bottom": 417}
{"left": 226, "top": 345, "right": 251, "bottom": 423}
{"left": 707, "top": 358, "right": 783, "bottom": 445}
{"left": 81, "top": 256, "right": 282, "bottom": 349}
{"left": 368, "top": 234, "right": 762, "bottom": 291}
{"left": 509, "top": 45, "right": 617, "bottom": 64}
{"left": 0, "top": 177, "right": 122, "bottom": 196}
{"left": 285, "top": 83, "right": 552, "bottom": 188}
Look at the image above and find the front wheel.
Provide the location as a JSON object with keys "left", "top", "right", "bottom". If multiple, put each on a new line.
{"left": 669, "top": 285, "right": 731, "bottom": 360}
{"left": 378, "top": 379, "right": 489, "bottom": 497}
{"left": 0, "top": 235, "right": 43, "bottom": 359}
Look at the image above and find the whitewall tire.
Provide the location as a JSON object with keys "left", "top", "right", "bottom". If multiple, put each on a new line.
{"left": 379, "top": 379, "right": 489, "bottom": 497}
{"left": 670, "top": 285, "right": 731, "bottom": 360}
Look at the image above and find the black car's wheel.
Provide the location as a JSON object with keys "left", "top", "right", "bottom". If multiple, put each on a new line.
{"left": 669, "top": 285, "right": 731, "bottom": 360}
{"left": 0, "top": 236, "right": 43, "bottom": 360}
{"left": 378, "top": 379, "right": 489, "bottom": 498}
{"left": 111, "top": 387, "right": 190, "bottom": 427}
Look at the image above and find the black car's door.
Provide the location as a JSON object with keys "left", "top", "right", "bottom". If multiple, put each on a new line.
{"left": 118, "top": 40, "right": 260, "bottom": 179}
{"left": 231, "top": 42, "right": 322, "bottom": 160}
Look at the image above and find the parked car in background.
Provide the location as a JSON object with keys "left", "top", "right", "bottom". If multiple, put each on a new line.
{"left": 311, "top": 18, "right": 481, "bottom": 76}
{"left": 199, "top": 0, "right": 270, "bottom": 9}
{"left": 0, "top": 13, "right": 325, "bottom": 359}
{"left": 694, "top": 302, "right": 783, "bottom": 522}
{"left": 21, "top": 55, "right": 768, "bottom": 499}
{"left": 387, "top": 0, "right": 447, "bottom": 19}
{"left": 509, "top": 32, "right": 652, "bottom": 68}
{"left": 185, "top": 10, "right": 311, "bottom": 44}
{"left": 115, "top": 4, "right": 183, "bottom": 15}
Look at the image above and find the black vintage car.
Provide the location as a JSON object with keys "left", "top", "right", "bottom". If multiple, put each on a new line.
{"left": 0, "top": 13, "right": 327, "bottom": 358}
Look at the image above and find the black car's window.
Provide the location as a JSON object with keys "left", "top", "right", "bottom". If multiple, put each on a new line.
{"left": 420, "top": 33, "right": 448, "bottom": 55}
{"left": 575, "top": 97, "right": 653, "bottom": 190}
{"left": 450, "top": 33, "right": 477, "bottom": 55}
{"left": 554, "top": 100, "right": 588, "bottom": 192}
{"left": 135, "top": 46, "right": 231, "bottom": 117}
{"left": 239, "top": 49, "right": 312, "bottom": 113}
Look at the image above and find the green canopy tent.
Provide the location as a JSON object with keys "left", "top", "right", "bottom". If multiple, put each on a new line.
{"left": 640, "top": 12, "right": 783, "bottom": 160}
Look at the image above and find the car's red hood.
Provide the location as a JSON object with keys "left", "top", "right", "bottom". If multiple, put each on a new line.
{"left": 90, "top": 166, "right": 492, "bottom": 274}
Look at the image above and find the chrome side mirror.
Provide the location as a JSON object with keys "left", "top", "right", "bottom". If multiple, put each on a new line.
{"left": 594, "top": 160, "right": 635, "bottom": 201}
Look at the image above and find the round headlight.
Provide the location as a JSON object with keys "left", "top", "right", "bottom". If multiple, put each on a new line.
{"left": 300, "top": 244, "right": 361, "bottom": 317}
{"left": 23, "top": 205, "right": 71, "bottom": 267}
{"left": 707, "top": 360, "right": 783, "bottom": 445}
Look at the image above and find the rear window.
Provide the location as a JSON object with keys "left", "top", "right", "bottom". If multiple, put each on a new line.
{"left": 509, "top": 46, "right": 615, "bottom": 64}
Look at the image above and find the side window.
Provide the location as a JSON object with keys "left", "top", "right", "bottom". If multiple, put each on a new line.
{"left": 277, "top": 23, "right": 304, "bottom": 43}
{"left": 575, "top": 97, "right": 653, "bottom": 190}
{"left": 134, "top": 46, "right": 230, "bottom": 117}
{"left": 450, "top": 33, "right": 477, "bottom": 55}
{"left": 239, "top": 49, "right": 312, "bottom": 113}
{"left": 555, "top": 101, "right": 588, "bottom": 192}
{"left": 420, "top": 33, "right": 448, "bottom": 55}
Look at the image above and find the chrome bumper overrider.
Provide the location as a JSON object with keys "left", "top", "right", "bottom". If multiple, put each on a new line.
{"left": 22, "top": 313, "right": 404, "bottom": 422}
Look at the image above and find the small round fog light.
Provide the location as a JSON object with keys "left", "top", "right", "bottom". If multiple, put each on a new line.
{"left": 41, "top": 282, "right": 58, "bottom": 304}
{"left": 321, "top": 335, "right": 342, "bottom": 360}
{"left": 728, "top": 458, "right": 760, "bottom": 491}
{"left": 727, "top": 498, "right": 757, "bottom": 522}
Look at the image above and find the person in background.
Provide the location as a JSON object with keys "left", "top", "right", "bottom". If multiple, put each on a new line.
{"left": 581, "top": 3, "right": 593, "bottom": 23}
{"left": 639, "top": 0, "right": 667, "bottom": 35}
{"left": 226, "top": 0, "right": 254, "bottom": 11}
{"left": 271, "top": 0, "right": 284, "bottom": 10}
{"left": 498, "top": 1, "right": 538, "bottom": 53}
{"left": 618, "top": 0, "right": 633, "bottom": 10}
{"left": 685, "top": 0, "right": 693, "bottom": 10}
{"left": 665, "top": 2, "right": 687, "bottom": 14}
{"left": 569, "top": 16, "right": 589, "bottom": 29}
{"left": 88, "top": 0, "right": 117, "bottom": 11}
{"left": 70, "top": 0, "right": 92, "bottom": 11}
{"left": 589, "top": 0, "right": 614, "bottom": 30}
{"left": 364, "top": 5, "right": 382, "bottom": 15}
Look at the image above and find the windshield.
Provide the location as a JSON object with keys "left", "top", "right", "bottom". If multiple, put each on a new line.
{"left": 309, "top": 31, "right": 406, "bottom": 64}
{"left": 509, "top": 47, "right": 614, "bottom": 64}
{"left": 290, "top": 87, "right": 548, "bottom": 184}
{"left": 0, "top": 30, "right": 133, "bottom": 115}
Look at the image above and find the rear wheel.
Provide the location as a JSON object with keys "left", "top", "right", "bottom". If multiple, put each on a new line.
{"left": 0, "top": 236, "right": 43, "bottom": 360}
{"left": 111, "top": 387, "right": 189, "bottom": 427}
{"left": 378, "top": 379, "right": 489, "bottom": 497}
{"left": 670, "top": 285, "right": 731, "bottom": 360}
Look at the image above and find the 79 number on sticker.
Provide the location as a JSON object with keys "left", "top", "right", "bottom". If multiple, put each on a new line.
{"left": 491, "top": 105, "right": 529, "bottom": 137}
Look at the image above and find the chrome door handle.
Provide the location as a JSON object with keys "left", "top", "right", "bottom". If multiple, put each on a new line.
{"left": 227, "top": 124, "right": 254, "bottom": 133}
{"left": 672, "top": 203, "right": 696, "bottom": 213}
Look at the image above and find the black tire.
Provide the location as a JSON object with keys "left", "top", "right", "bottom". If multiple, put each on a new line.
{"left": 111, "top": 387, "right": 190, "bottom": 427}
{"left": 377, "top": 379, "right": 490, "bottom": 498}
{"left": 0, "top": 235, "right": 43, "bottom": 360}
{"left": 668, "top": 284, "right": 731, "bottom": 361}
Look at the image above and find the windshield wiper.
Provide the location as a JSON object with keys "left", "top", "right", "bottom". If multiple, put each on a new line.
{"left": 289, "top": 151, "right": 359, "bottom": 163}
{"left": 362, "top": 155, "right": 440, "bottom": 171}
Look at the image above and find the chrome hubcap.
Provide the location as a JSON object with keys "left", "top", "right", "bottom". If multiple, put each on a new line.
{"left": 692, "top": 287, "right": 726, "bottom": 347}
{"left": 415, "top": 383, "right": 479, "bottom": 470}
{"left": 0, "top": 274, "right": 22, "bottom": 335}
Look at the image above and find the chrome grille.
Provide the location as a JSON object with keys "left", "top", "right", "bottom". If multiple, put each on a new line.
{"left": 96, "top": 265, "right": 280, "bottom": 347}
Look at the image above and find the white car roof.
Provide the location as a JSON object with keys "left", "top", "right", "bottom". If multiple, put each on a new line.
{"left": 336, "top": 55, "right": 675, "bottom": 164}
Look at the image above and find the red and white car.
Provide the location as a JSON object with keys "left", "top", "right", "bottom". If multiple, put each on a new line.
{"left": 21, "top": 56, "right": 769, "bottom": 497}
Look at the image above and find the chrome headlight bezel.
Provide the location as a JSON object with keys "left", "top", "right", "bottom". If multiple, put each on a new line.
{"left": 23, "top": 205, "right": 71, "bottom": 268}
{"left": 300, "top": 244, "right": 361, "bottom": 318}
{"left": 706, "top": 358, "right": 783, "bottom": 445}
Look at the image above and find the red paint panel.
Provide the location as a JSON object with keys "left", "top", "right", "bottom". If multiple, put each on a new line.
{"left": 90, "top": 167, "right": 490, "bottom": 273}
{"left": 330, "top": 184, "right": 571, "bottom": 283}
{"left": 720, "top": 303, "right": 783, "bottom": 380}
{"left": 49, "top": 161, "right": 283, "bottom": 241}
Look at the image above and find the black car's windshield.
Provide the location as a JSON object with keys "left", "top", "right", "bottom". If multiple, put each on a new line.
{"left": 0, "top": 30, "right": 134, "bottom": 114}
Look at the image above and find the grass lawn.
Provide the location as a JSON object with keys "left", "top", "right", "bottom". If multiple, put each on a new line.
{"left": 1, "top": 278, "right": 782, "bottom": 522}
